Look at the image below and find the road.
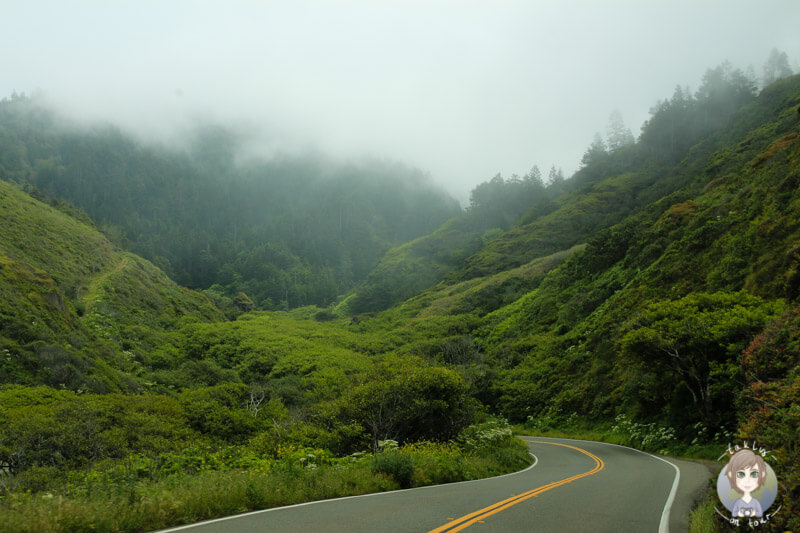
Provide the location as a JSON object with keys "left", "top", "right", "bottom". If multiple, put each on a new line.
{"left": 156, "top": 437, "right": 712, "bottom": 533}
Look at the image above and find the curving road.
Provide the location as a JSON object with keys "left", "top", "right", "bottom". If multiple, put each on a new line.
{"left": 156, "top": 437, "right": 712, "bottom": 533}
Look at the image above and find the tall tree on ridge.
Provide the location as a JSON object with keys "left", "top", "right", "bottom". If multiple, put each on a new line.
{"left": 525, "top": 165, "right": 543, "bottom": 186}
{"left": 606, "top": 109, "right": 634, "bottom": 152}
{"left": 581, "top": 132, "right": 608, "bottom": 166}
{"left": 762, "top": 48, "right": 793, "bottom": 87}
{"left": 547, "top": 165, "right": 564, "bottom": 185}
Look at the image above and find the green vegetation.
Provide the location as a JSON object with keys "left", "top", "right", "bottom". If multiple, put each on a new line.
{"left": 0, "top": 181, "right": 531, "bottom": 530}
{"left": 688, "top": 495, "right": 726, "bottom": 533}
{"left": 2, "top": 59, "right": 799, "bottom": 531}
{"left": 0, "top": 418, "right": 529, "bottom": 533}
{"left": 0, "top": 179, "right": 223, "bottom": 392}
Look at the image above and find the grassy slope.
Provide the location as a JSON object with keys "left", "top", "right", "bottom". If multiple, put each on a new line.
{"left": 0, "top": 179, "right": 223, "bottom": 391}
{"left": 346, "top": 75, "right": 800, "bottom": 439}
{"left": 482, "top": 76, "right": 800, "bottom": 416}
{"left": 340, "top": 214, "right": 490, "bottom": 314}
{"left": 384, "top": 244, "right": 585, "bottom": 322}
{"left": 349, "top": 77, "right": 800, "bottom": 318}
{"left": 455, "top": 171, "right": 649, "bottom": 280}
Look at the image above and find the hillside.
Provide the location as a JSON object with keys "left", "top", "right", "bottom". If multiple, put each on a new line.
{"left": 344, "top": 63, "right": 763, "bottom": 313}
{"left": 365, "top": 73, "right": 800, "bottom": 424}
{"left": 0, "top": 179, "right": 223, "bottom": 391}
{"left": 351, "top": 73, "right": 800, "bottom": 530}
{"left": 4, "top": 68, "right": 797, "bottom": 436}
{"left": 484, "top": 74, "right": 800, "bottom": 423}
{"left": 0, "top": 181, "right": 509, "bottom": 531}
{"left": 0, "top": 173, "right": 503, "bottom": 532}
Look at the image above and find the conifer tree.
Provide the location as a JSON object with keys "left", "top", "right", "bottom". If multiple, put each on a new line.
{"left": 762, "top": 48, "right": 793, "bottom": 87}
{"left": 547, "top": 165, "right": 564, "bottom": 185}
{"left": 525, "top": 165, "right": 543, "bottom": 185}
{"left": 606, "top": 110, "right": 634, "bottom": 152}
{"left": 581, "top": 132, "right": 608, "bottom": 166}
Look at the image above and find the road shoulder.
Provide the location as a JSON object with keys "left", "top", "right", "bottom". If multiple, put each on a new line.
{"left": 662, "top": 456, "right": 719, "bottom": 533}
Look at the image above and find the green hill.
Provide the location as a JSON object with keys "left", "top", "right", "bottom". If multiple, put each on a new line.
{"left": 366, "top": 73, "right": 800, "bottom": 428}
{"left": 0, "top": 179, "right": 223, "bottom": 391}
{"left": 350, "top": 73, "right": 800, "bottom": 530}
{"left": 344, "top": 63, "right": 765, "bottom": 313}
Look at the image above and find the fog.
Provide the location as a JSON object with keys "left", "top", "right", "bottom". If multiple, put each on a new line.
{"left": 2, "top": 0, "right": 797, "bottom": 203}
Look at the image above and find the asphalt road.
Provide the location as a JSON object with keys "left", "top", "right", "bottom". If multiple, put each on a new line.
{"left": 156, "top": 437, "right": 712, "bottom": 533}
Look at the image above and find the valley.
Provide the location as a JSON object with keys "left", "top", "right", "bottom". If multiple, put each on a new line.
{"left": 1, "top": 66, "right": 799, "bottom": 532}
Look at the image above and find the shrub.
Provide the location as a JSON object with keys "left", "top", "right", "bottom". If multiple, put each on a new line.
{"left": 372, "top": 452, "right": 414, "bottom": 489}
{"left": 611, "top": 414, "right": 675, "bottom": 453}
{"left": 454, "top": 417, "right": 513, "bottom": 452}
{"left": 523, "top": 408, "right": 578, "bottom": 433}
{"left": 335, "top": 356, "right": 477, "bottom": 450}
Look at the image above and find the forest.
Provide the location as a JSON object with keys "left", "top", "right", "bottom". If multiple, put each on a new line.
{"left": 1, "top": 53, "right": 799, "bottom": 532}
{"left": 0, "top": 105, "right": 460, "bottom": 311}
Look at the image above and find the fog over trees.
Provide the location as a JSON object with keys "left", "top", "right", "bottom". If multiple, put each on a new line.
{"left": 1, "top": 1, "right": 796, "bottom": 202}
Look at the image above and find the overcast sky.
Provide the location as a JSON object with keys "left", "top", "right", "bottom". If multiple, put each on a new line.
{"left": 2, "top": 1, "right": 798, "bottom": 204}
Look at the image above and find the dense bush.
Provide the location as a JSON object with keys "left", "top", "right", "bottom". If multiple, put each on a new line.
{"left": 373, "top": 452, "right": 414, "bottom": 488}
{"left": 332, "top": 356, "right": 478, "bottom": 451}
{"left": 737, "top": 305, "right": 800, "bottom": 532}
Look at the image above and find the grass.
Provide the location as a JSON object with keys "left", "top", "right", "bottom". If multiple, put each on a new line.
{"left": 513, "top": 426, "right": 627, "bottom": 445}
{"left": 513, "top": 417, "right": 729, "bottom": 461}
{"left": 1, "top": 464, "right": 389, "bottom": 533}
{"left": 0, "top": 437, "right": 532, "bottom": 533}
{"left": 688, "top": 489, "right": 725, "bottom": 533}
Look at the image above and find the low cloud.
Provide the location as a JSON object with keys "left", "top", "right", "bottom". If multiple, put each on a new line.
{"left": 3, "top": 0, "right": 796, "bottom": 203}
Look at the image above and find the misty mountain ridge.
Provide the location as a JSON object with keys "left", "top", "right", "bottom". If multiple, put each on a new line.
{"left": 0, "top": 58, "right": 782, "bottom": 317}
{"left": 0, "top": 96, "right": 461, "bottom": 313}
{"left": 341, "top": 60, "right": 780, "bottom": 313}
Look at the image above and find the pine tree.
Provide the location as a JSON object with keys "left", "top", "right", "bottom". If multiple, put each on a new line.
{"left": 525, "top": 165, "right": 543, "bottom": 186}
{"left": 606, "top": 110, "right": 634, "bottom": 152}
{"left": 581, "top": 133, "right": 608, "bottom": 166}
{"left": 547, "top": 165, "right": 564, "bottom": 185}
{"left": 762, "top": 48, "right": 792, "bottom": 87}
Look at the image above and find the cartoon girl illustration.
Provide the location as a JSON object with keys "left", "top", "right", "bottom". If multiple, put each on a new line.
{"left": 725, "top": 449, "right": 767, "bottom": 518}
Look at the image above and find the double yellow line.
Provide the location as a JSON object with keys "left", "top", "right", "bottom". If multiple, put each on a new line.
{"left": 429, "top": 441, "right": 605, "bottom": 532}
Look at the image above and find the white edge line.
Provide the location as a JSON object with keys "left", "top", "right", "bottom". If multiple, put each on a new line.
{"left": 522, "top": 436, "right": 681, "bottom": 533}
{"left": 154, "top": 442, "right": 539, "bottom": 532}
{"left": 650, "top": 452, "right": 680, "bottom": 533}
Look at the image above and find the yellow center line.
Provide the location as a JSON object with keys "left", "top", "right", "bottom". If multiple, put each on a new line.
{"left": 428, "top": 441, "right": 605, "bottom": 533}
